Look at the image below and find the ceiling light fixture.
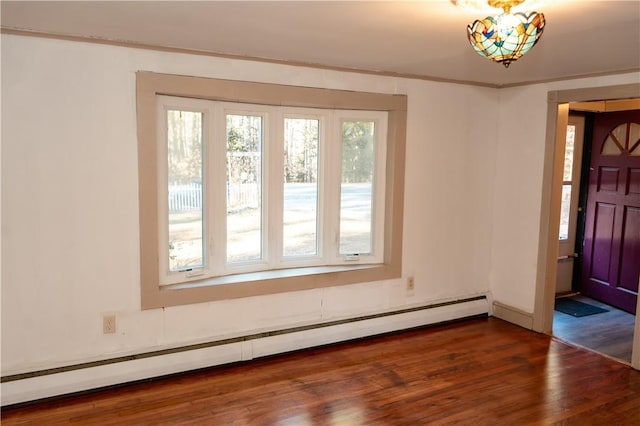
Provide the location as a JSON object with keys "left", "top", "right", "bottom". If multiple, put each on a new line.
{"left": 457, "top": 0, "right": 546, "bottom": 68}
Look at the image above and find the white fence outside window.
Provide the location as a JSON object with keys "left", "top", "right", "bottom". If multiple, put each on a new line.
{"left": 168, "top": 184, "right": 260, "bottom": 212}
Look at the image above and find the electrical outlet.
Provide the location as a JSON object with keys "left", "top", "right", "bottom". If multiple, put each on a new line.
{"left": 407, "top": 276, "right": 415, "bottom": 293}
{"left": 103, "top": 314, "right": 116, "bottom": 334}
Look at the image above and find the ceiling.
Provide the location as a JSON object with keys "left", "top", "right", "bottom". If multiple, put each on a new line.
{"left": 2, "top": 1, "right": 639, "bottom": 87}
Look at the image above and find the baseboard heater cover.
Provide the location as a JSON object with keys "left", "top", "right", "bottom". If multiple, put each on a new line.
{"left": 1, "top": 295, "right": 488, "bottom": 406}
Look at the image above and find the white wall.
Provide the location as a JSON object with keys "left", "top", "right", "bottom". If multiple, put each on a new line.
{"left": 1, "top": 35, "right": 498, "bottom": 376}
{"left": 490, "top": 72, "right": 640, "bottom": 313}
{"left": 4, "top": 34, "right": 636, "bottom": 386}
{"left": 401, "top": 82, "right": 497, "bottom": 301}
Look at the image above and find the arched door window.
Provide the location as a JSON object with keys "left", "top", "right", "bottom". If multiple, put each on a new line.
{"left": 601, "top": 122, "right": 640, "bottom": 156}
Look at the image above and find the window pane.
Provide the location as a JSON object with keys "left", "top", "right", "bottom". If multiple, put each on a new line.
{"left": 283, "top": 118, "right": 319, "bottom": 256}
{"left": 340, "top": 121, "right": 375, "bottom": 255}
{"left": 602, "top": 135, "right": 623, "bottom": 156}
{"left": 563, "top": 125, "right": 575, "bottom": 181}
{"left": 167, "top": 110, "right": 204, "bottom": 271}
{"left": 559, "top": 184, "right": 571, "bottom": 240}
{"left": 602, "top": 124, "right": 626, "bottom": 156}
{"left": 226, "top": 114, "right": 263, "bottom": 263}
{"left": 630, "top": 123, "right": 640, "bottom": 156}
{"left": 612, "top": 124, "right": 628, "bottom": 150}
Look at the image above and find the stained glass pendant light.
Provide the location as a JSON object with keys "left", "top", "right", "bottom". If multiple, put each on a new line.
{"left": 465, "top": 0, "right": 545, "bottom": 68}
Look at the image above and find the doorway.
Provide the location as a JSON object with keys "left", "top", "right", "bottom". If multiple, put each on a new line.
{"left": 553, "top": 105, "right": 639, "bottom": 364}
{"left": 534, "top": 84, "right": 640, "bottom": 370}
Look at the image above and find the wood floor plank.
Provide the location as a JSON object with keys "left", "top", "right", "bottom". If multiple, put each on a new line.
{"left": 2, "top": 317, "right": 639, "bottom": 425}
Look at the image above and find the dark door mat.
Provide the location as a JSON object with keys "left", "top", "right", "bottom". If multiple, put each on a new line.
{"left": 554, "top": 298, "right": 609, "bottom": 317}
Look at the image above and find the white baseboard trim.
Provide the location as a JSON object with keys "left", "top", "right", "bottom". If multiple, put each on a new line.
{"left": 1, "top": 295, "right": 489, "bottom": 406}
{"left": 492, "top": 301, "right": 534, "bottom": 330}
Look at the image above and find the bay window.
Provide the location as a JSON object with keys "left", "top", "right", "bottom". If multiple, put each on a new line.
{"left": 158, "top": 96, "right": 387, "bottom": 285}
{"left": 137, "top": 72, "right": 406, "bottom": 309}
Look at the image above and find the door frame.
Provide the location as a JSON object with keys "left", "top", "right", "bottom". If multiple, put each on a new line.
{"left": 555, "top": 114, "right": 586, "bottom": 295}
{"left": 533, "top": 83, "right": 640, "bottom": 370}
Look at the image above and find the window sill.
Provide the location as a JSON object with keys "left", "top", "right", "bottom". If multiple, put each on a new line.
{"left": 166, "top": 264, "right": 382, "bottom": 290}
{"left": 142, "top": 263, "right": 399, "bottom": 309}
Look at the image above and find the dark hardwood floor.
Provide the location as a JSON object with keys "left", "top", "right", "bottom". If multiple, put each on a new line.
{"left": 2, "top": 317, "right": 639, "bottom": 425}
{"left": 553, "top": 295, "right": 636, "bottom": 363}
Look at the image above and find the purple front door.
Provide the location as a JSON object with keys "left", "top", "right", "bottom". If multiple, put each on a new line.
{"left": 581, "top": 110, "right": 640, "bottom": 314}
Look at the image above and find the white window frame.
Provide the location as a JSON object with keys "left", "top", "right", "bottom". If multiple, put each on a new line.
{"left": 332, "top": 110, "right": 388, "bottom": 265}
{"left": 278, "top": 109, "right": 327, "bottom": 268}
{"left": 157, "top": 96, "right": 388, "bottom": 286}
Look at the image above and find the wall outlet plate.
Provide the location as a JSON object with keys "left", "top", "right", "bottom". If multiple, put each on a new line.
{"left": 406, "top": 277, "right": 415, "bottom": 296}
{"left": 103, "top": 314, "right": 116, "bottom": 334}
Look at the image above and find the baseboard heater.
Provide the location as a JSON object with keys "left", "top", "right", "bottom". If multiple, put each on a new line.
{"left": 1, "top": 295, "right": 489, "bottom": 406}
